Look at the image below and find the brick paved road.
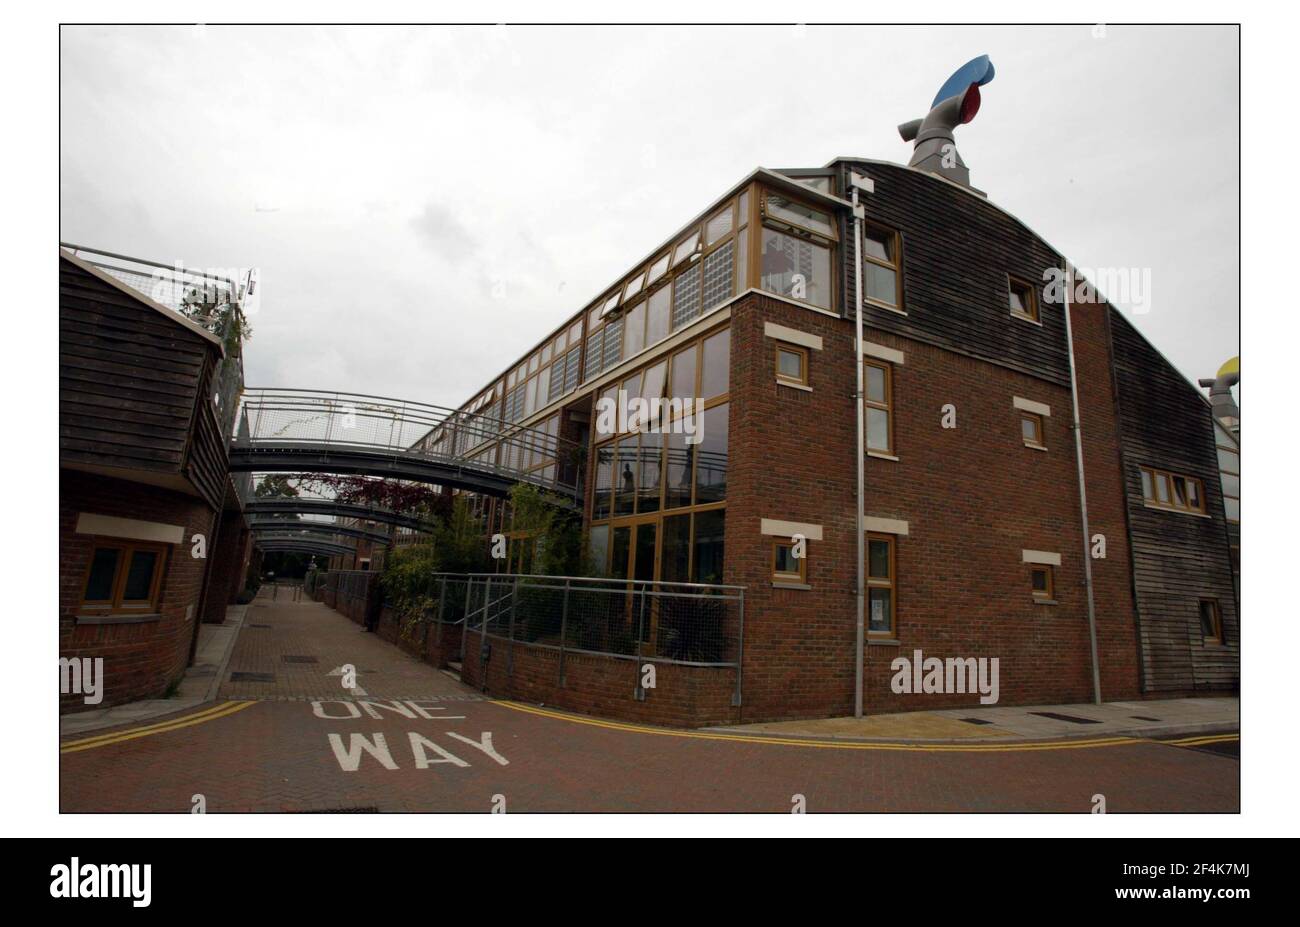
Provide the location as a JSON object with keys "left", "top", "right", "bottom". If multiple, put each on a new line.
{"left": 60, "top": 601, "right": 1239, "bottom": 813}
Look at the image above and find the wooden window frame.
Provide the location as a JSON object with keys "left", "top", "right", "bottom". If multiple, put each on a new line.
{"left": 864, "top": 359, "right": 894, "bottom": 456}
{"left": 79, "top": 540, "right": 168, "bottom": 615}
{"left": 1139, "top": 465, "right": 1208, "bottom": 515}
{"left": 1199, "top": 598, "right": 1224, "bottom": 644}
{"left": 862, "top": 222, "right": 902, "bottom": 310}
{"left": 771, "top": 539, "right": 807, "bottom": 584}
{"left": 774, "top": 342, "right": 809, "bottom": 387}
{"left": 760, "top": 188, "right": 838, "bottom": 241}
{"left": 1008, "top": 274, "right": 1039, "bottom": 323}
{"left": 866, "top": 532, "right": 896, "bottom": 637}
{"left": 1021, "top": 411, "right": 1045, "bottom": 449}
{"left": 1030, "top": 564, "right": 1054, "bottom": 601}
{"left": 589, "top": 324, "right": 730, "bottom": 524}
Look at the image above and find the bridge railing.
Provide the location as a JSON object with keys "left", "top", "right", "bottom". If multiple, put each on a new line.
{"left": 234, "top": 388, "right": 583, "bottom": 498}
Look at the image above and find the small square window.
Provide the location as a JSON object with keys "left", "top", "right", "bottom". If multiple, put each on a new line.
{"left": 1009, "top": 277, "right": 1039, "bottom": 322}
{"left": 775, "top": 343, "right": 809, "bottom": 387}
{"left": 1030, "top": 565, "right": 1053, "bottom": 600}
{"left": 1021, "top": 412, "right": 1045, "bottom": 448}
{"left": 80, "top": 541, "right": 167, "bottom": 614}
{"left": 1199, "top": 599, "right": 1224, "bottom": 643}
{"left": 772, "top": 540, "right": 806, "bottom": 584}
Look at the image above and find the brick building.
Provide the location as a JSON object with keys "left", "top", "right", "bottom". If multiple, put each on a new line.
{"left": 404, "top": 144, "right": 1239, "bottom": 727}
{"left": 59, "top": 247, "right": 253, "bottom": 713}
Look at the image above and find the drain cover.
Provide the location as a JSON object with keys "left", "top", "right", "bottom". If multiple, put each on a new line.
{"left": 1029, "top": 711, "right": 1101, "bottom": 724}
{"left": 1131, "top": 715, "right": 1162, "bottom": 722}
{"left": 230, "top": 671, "right": 276, "bottom": 683}
{"left": 959, "top": 717, "right": 994, "bottom": 725}
{"left": 282, "top": 655, "right": 319, "bottom": 664}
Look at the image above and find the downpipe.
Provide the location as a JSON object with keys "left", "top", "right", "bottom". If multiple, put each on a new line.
{"left": 1063, "top": 261, "right": 1103, "bottom": 705}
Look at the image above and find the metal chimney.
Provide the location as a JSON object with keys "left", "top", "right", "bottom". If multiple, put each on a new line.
{"left": 898, "top": 55, "right": 996, "bottom": 189}
{"left": 1198, "top": 356, "right": 1240, "bottom": 438}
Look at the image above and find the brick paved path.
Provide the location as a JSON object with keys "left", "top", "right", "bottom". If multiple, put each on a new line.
{"left": 60, "top": 601, "right": 1240, "bottom": 813}
{"left": 220, "top": 598, "right": 465, "bottom": 700}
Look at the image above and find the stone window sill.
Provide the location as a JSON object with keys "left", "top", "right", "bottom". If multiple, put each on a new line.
{"left": 1032, "top": 598, "right": 1059, "bottom": 606}
{"left": 76, "top": 612, "right": 163, "bottom": 626}
{"left": 771, "top": 581, "right": 812, "bottom": 591}
{"left": 867, "top": 637, "right": 900, "bottom": 647}
{"left": 776, "top": 380, "right": 813, "bottom": 393}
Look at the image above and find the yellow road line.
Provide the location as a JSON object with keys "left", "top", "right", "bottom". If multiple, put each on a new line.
{"left": 490, "top": 700, "right": 1150, "bottom": 753}
{"left": 61, "top": 699, "right": 244, "bottom": 749}
{"left": 1163, "top": 733, "right": 1240, "bottom": 748}
{"left": 60, "top": 701, "right": 257, "bottom": 754}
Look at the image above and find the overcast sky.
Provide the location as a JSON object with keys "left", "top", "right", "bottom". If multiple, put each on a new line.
{"left": 60, "top": 24, "right": 1238, "bottom": 404}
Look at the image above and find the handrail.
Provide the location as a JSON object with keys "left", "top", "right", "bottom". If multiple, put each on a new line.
{"left": 429, "top": 571, "right": 744, "bottom": 593}
{"left": 234, "top": 387, "right": 584, "bottom": 498}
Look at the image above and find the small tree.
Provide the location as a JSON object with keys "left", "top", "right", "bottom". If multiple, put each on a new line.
{"left": 435, "top": 495, "right": 492, "bottom": 574}
{"left": 507, "top": 483, "right": 586, "bottom": 577}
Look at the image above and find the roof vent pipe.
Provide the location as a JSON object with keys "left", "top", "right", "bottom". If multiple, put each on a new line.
{"left": 1198, "top": 356, "right": 1240, "bottom": 437}
{"left": 898, "top": 55, "right": 995, "bottom": 189}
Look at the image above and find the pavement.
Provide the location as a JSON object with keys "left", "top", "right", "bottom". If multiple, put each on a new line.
{"left": 58, "top": 595, "right": 1240, "bottom": 813}
{"left": 710, "top": 697, "right": 1239, "bottom": 744}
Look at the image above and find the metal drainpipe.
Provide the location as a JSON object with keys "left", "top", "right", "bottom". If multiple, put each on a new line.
{"left": 1062, "top": 261, "right": 1103, "bottom": 705}
{"left": 852, "top": 175, "right": 867, "bottom": 718}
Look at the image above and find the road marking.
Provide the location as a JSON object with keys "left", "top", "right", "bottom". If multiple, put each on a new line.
{"left": 1161, "top": 733, "right": 1239, "bottom": 748}
{"left": 490, "top": 701, "right": 1162, "bottom": 753}
{"left": 60, "top": 701, "right": 257, "bottom": 754}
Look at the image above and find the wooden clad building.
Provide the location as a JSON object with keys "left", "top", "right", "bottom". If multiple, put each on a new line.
{"left": 59, "top": 248, "right": 252, "bottom": 713}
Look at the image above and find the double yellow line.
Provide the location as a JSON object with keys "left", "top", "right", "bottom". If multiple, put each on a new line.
{"left": 491, "top": 700, "right": 1170, "bottom": 753}
{"left": 60, "top": 700, "right": 257, "bottom": 754}
{"left": 1162, "top": 732, "right": 1240, "bottom": 749}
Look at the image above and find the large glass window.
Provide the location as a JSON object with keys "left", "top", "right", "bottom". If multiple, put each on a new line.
{"left": 700, "top": 329, "right": 730, "bottom": 400}
{"left": 765, "top": 192, "right": 834, "bottom": 238}
{"left": 670, "top": 344, "right": 697, "bottom": 404}
{"left": 661, "top": 513, "right": 691, "bottom": 583}
{"left": 623, "top": 301, "right": 646, "bottom": 359}
{"left": 761, "top": 228, "right": 833, "bottom": 310}
{"left": 646, "top": 287, "right": 670, "bottom": 347}
{"left": 693, "top": 509, "right": 726, "bottom": 585}
{"left": 694, "top": 403, "right": 728, "bottom": 504}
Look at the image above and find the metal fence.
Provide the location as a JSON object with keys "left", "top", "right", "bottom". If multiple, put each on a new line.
{"left": 415, "top": 572, "right": 746, "bottom": 705}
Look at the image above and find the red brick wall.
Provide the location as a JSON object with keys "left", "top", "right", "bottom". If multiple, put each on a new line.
{"left": 725, "top": 292, "right": 1140, "bottom": 722}
{"left": 460, "top": 629, "right": 740, "bottom": 727}
{"left": 200, "top": 513, "right": 250, "bottom": 623}
{"left": 1068, "top": 301, "right": 1144, "bottom": 698}
{"left": 60, "top": 469, "right": 218, "bottom": 713}
{"left": 375, "top": 605, "right": 462, "bottom": 668}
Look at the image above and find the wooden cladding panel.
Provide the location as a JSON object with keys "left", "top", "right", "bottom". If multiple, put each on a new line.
{"left": 835, "top": 160, "right": 1071, "bottom": 388}
{"left": 1108, "top": 307, "right": 1239, "bottom": 692}
{"left": 59, "top": 257, "right": 222, "bottom": 498}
